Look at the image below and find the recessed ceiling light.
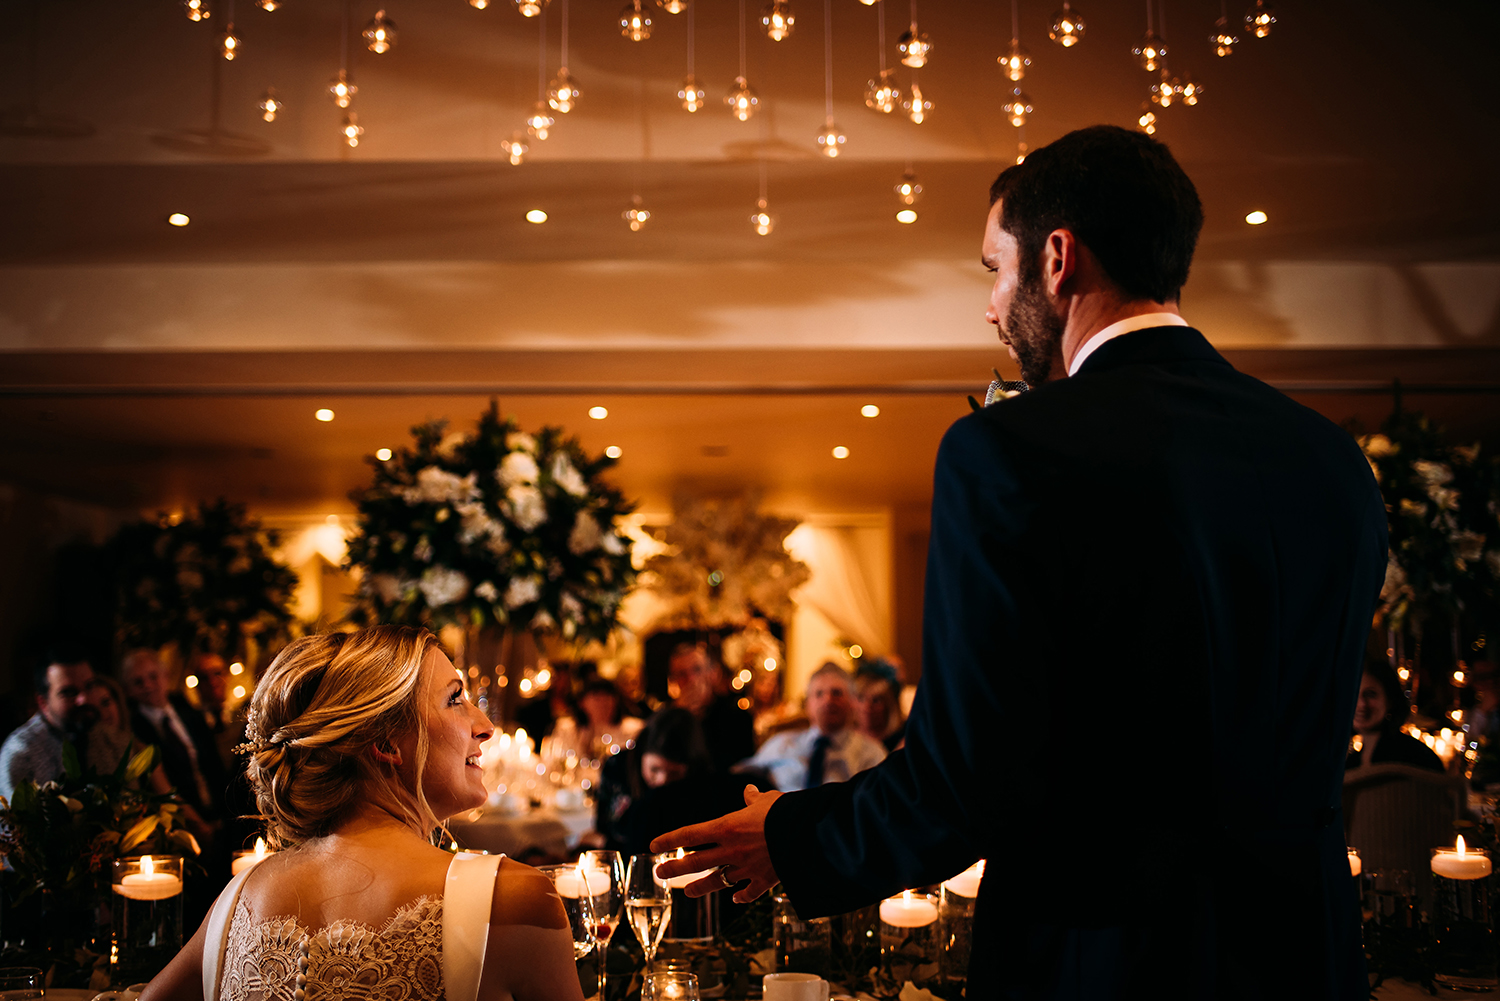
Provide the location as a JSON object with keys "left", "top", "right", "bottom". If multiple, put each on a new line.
{"left": 326, "top": 514, "right": 340, "bottom": 524}
{"left": 1245, "top": 210, "right": 1268, "bottom": 225}
{"left": 526, "top": 209, "right": 548, "bottom": 224}
{"left": 895, "top": 209, "right": 918, "bottom": 224}
{"left": 861, "top": 404, "right": 880, "bottom": 417}
{"left": 589, "top": 406, "right": 608, "bottom": 419}
{"left": 315, "top": 408, "right": 335, "bottom": 422}
{"left": 832, "top": 446, "right": 850, "bottom": 459}
{"left": 167, "top": 213, "right": 190, "bottom": 227}
{"left": 605, "top": 445, "right": 623, "bottom": 458}
{"left": 375, "top": 448, "right": 393, "bottom": 461}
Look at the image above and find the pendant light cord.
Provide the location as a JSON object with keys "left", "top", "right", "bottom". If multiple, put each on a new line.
{"left": 560, "top": 0, "right": 568, "bottom": 68}
{"left": 687, "top": 0, "right": 695, "bottom": 75}
{"left": 824, "top": 0, "right": 833, "bottom": 120}
{"left": 738, "top": 0, "right": 748, "bottom": 78}
{"left": 537, "top": 5, "right": 546, "bottom": 101}
{"left": 876, "top": 0, "right": 886, "bottom": 73}
{"left": 1010, "top": 0, "right": 1018, "bottom": 43}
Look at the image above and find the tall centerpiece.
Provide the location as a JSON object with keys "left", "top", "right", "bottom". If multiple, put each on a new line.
{"left": 344, "top": 402, "right": 636, "bottom": 705}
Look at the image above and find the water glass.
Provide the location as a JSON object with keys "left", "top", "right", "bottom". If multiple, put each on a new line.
{"left": 537, "top": 864, "right": 598, "bottom": 961}
{"left": 772, "top": 890, "right": 831, "bottom": 977}
{"left": 0, "top": 968, "right": 43, "bottom": 1000}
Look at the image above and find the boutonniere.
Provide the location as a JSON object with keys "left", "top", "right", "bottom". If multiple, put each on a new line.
{"left": 968, "top": 368, "right": 1029, "bottom": 411}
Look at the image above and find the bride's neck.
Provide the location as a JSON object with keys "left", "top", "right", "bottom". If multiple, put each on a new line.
{"left": 318, "top": 802, "right": 429, "bottom": 846}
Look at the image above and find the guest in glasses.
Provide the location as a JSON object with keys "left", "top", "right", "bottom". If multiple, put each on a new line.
{"left": 1346, "top": 659, "right": 1443, "bottom": 773}
{"left": 742, "top": 662, "right": 886, "bottom": 792}
{"left": 140, "top": 625, "right": 583, "bottom": 1001}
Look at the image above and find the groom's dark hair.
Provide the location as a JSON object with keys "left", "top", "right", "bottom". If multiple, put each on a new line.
{"left": 989, "top": 125, "right": 1203, "bottom": 304}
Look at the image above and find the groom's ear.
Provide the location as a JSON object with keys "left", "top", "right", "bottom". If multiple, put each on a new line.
{"left": 370, "top": 739, "right": 403, "bottom": 766}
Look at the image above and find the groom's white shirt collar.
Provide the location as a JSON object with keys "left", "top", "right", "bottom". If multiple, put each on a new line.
{"left": 1067, "top": 312, "right": 1189, "bottom": 377}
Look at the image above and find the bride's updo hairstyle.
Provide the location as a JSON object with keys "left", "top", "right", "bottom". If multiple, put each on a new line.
{"left": 243, "top": 625, "right": 442, "bottom": 848}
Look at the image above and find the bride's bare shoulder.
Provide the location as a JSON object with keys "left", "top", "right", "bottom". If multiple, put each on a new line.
{"left": 490, "top": 857, "right": 567, "bottom": 930}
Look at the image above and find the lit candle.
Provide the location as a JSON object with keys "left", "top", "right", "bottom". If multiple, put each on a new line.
{"left": 554, "top": 860, "right": 607, "bottom": 899}
{"left": 1432, "top": 836, "right": 1492, "bottom": 880}
{"left": 879, "top": 890, "right": 939, "bottom": 928}
{"left": 115, "top": 855, "right": 184, "bottom": 901}
{"left": 942, "top": 860, "right": 985, "bottom": 898}
{"left": 1348, "top": 849, "right": 1361, "bottom": 877}
{"left": 657, "top": 848, "right": 715, "bottom": 889}
{"left": 232, "top": 837, "right": 273, "bottom": 876}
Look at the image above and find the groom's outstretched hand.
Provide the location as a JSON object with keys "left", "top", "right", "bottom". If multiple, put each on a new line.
{"left": 650, "top": 785, "right": 782, "bottom": 904}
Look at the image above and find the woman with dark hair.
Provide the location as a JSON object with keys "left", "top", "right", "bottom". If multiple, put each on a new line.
{"left": 552, "top": 677, "right": 643, "bottom": 762}
{"left": 1346, "top": 659, "right": 1444, "bottom": 772}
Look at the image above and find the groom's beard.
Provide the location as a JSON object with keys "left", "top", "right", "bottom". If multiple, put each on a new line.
{"left": 1004, "top": 273, "right": 1065, "bottom": 386}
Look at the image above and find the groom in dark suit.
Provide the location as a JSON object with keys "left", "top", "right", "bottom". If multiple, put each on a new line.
{"left": 654, "top": 126, "right": 1387, "bottom": 1000}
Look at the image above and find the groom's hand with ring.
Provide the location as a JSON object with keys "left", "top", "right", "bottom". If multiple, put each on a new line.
{"left": 651, "top": 785, "right": 782, "bottom": 903}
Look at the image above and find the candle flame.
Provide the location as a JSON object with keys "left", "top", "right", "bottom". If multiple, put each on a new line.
{"left": 1458, "top": 835, "right": 1467, "bottom": 857}
{"left": 902, "top": 889, "right": 913, "bottom": 902}
{"left": 253, "top": 837, "right": 267, "bottom": 860}
{"left": 142, "top": 855, "right": 155, "bottom": 877}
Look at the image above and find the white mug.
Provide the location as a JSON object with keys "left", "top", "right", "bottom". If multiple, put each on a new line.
{"left": 763, "top": 972, "right": 831, "bottom": 1001}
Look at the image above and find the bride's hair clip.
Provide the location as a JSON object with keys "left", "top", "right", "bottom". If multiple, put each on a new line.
{"left": 234, "top": 706, "right": 280, "bottom": 757}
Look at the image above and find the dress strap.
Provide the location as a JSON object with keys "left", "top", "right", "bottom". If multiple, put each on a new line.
{"left": 202, "top": 866, "right": 255, "bottom": 1001}
{"left": 443, "top": 852, "right": 505, "bottom": 1001}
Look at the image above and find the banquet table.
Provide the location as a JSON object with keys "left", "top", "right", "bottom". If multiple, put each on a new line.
{"left": 447, "top": 803, "right": 595, "bottom": 858}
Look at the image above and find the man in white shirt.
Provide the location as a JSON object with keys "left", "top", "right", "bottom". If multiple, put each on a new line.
{"left": 745, "top": 662, "right": 886, "bottom": 792}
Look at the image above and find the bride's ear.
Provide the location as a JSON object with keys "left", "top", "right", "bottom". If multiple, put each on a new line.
{"left": 370, "top": 739, "right": 403, "bottom": 766}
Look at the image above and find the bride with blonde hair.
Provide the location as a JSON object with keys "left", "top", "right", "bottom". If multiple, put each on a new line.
{"left": 141, "top": 625, "right": 585, "bottom": 1001}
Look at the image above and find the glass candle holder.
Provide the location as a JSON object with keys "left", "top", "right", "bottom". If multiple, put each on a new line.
{"left": 939, "top": 861, "right": 983, "bottom": 990}
{"left": 658, "top": 852, "right": 719, "bottom": 942}
{"left": 231, "top": 838, "right": 275, "bottom": 876}
{"left": 642, "top": 970, "right": 699, "bottom": 999}
{"left": 878, "top": 891, "right": 939, "bottom": 990}
{"left": 1430, "top": 843, "right": 1496, "bottom": 991}
{"left": 773, "top": 890, "right": 832, "bottom": 977}
{"left": 111, "top": 854, "right": 184, "bottom": 984}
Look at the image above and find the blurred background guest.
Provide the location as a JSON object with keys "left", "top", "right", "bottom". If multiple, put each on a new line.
{"left": 84, "top": 674, "right": 178, "bottom": 798}
{"left": 516, "top": 661, "right": 585, "bottom": 751}
{"left": 854, "top": 659, "right": 906, "bottom": 752}
{"left": 744, "top": 661, "right": 886, "bottom": 792}
{"left": 667, "top": 643, "right": 755, "bottom": 773}
{"left": 0, "top": 644, "right": 94, "bottom": 802}
{"left": 121, "top": 649, "right": 227, "bottom": 837}
{"left": 552, "top": 677, "right": 642, "bottom": 762}
{"left": 1347, "top": 659, "right": 1443, "bottom": 772}
{"left": 186, "top": 651, "right": 241, "bottom": 765}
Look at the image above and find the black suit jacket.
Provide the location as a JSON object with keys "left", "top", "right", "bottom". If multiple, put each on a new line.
{"left": 765, "top": 328, "right": 1387, "bottom": 1000}
{"left": 130, "top": 692, "right": 228, "bottom": 817}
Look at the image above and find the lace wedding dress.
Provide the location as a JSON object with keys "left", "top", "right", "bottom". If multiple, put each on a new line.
{"left": 202, "top": 853, "right": 502, "bottom": 1001}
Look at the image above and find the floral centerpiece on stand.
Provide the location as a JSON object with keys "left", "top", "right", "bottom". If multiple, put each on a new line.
{"left": 344, "top": 402, "right": 637, "bottom": 644}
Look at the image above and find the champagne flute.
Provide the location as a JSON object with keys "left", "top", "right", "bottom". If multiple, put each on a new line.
{"left": 624, "top": 853, "right": 673, "bottom": 974}
{"left": 538, "top": 863, "right": 598, "bottom": 961}
{"left": 579, "top": 850, "right": 626, "bottom": 1000}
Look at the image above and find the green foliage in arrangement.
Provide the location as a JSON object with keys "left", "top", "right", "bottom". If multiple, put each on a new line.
{"left": 344, "top": 401, "right": 637, "bottom": 642}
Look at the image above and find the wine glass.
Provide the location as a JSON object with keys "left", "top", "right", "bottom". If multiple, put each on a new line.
{"left": 0, "top": 968, "right": 43, "bottom": 1001}
{"left": 538, "top": 863, "right": 598, "bottom": 961}
{"left": 579, "top": 850, "right": 626, "bottom": 1000}
{"left": 642, "top": 970, "right": 700, "bottom": 1000}
{"left": 624, "top": 852, "right": 673, "bottom": 974}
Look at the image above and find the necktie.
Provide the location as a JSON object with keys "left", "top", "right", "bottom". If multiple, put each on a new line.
{"left": 806, "top": 734, "right": 831, "bottom": 788}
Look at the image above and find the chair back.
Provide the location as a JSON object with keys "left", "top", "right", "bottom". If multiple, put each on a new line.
{"left": 1343, "top": 762, "right": 1466, "bottom": 904}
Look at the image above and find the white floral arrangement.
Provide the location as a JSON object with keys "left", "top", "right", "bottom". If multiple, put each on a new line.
{"left": 345, "top": 403, "right": 637, "bottom": 641}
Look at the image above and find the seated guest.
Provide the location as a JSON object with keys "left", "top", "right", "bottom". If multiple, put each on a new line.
{"left": 0, "top": 645, "right": 94, "bottom": 801}
{"left": 85, "top": 676, "right": 179, "bottom": 799}
{"left": 123, "top": 649, "right": 228, "bottom": 826}
{"left": 1347, "top": 659, "right": 1443, "bottom": 772}
{"left": 667, "top": 643, "right": 756, "bottom": 773}
{"left": 188, "top": 652, "right": 243, "bottom": 766}
{"left": 553, "top": 677, "right": 643, "bottom": 762}
{"left": 854, "top": 659, "right": 907, "bottom": 752}
{"left": 594, "top": 707, "right": 764, "bottom": 856}
{"left": 744, "top": 661, "right": 887, "bottom": 792}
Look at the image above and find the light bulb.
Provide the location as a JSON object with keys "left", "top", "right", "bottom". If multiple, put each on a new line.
{"left": 256, "top": 0, "right": 279, "bottom": 9}
{"left": 363, "top": 9, "right": 396, "bottom": 53}
{"left": 548, "top": 68, "right": 581, "bottom": 113}
{"left": 620, "top": 0, "right": 652, "bottom": 40}
{"left": 725, "top": 77, "right": 759, "bottom": 121}
{"left": 623, "top": 196, "right": 651, "bottom": 231}
{"left": 679, "top": 74, "right": 707, "bottom": 112}
{"left": 470, "top": 0, "right": 490, "bottom": 7}
{"left": 999, "top": 39, "right": 1031, "bottom": 81}
{"left": 762, "top": 0, "right": 794, "bottom": 41}
{"left": 658, "top": 0, "right": 690, "bottom": 11}
{"left": 341, "top": 111, "right": 363, "bottom": 147}
{"left": 1150, "top": 70, "right": 1179, "bottom": 108}
{"left": 516, "top": 0, "right": 549, "bottom": 15}
{"left": 218, "top": 23, "right": 241, "bottom": 60}
{"left": 750, "top": 198, "right": 774, "bottom": 236}
{"left": 1245, "top": 0, "right": 1274, "bottom": 38}
{"left": 1015, "top": 141, "right": 1028, "bottom": 164}
{"left": 902, "top": 81, "right": 932, "bottom": 123}
{"left": 502, "top": 132, "right": 529, "bottom": 165}
{"left": 898, "top": 24, "right": 932, "bottom": 68}
{"left": 183, "top": 0, "right": 210, "bottom": 21}
{"left": 865, "top": 68, "right": 901, "bottom": 113}
{"left": 1179, "top": 73, "right": 1202, "bottom": 106}
{"left": 896, "top": 208, "right": 917, "bottom": 224}
{"left": 815, "top": 120, "right": 846, "bottom": 158}
{"left": 1132, "top": 31, "right": 1166, "bottom": 71}
{"left": 1049, "top": 4, "right": 1084, "bottom": 46}
{"left": 1137, "top": 105, "right": 1156, "bottom": 134}
{"left": 1002, "top": 88, "right": 1032, "bottom": 127}
{"left": 894, "top": 171, "right": 922, "bottom": 205}
{"left": 1210, "top": 16, "right": 1237, "bottom": 56}
{"left": 257, "top": 88, "right": 284, "bottom": 122}
{"left": 329, "top": 70, "right": 357, "bottom": 108}
{"left": 526, "top": 102, "right": 554, "bottom": 140}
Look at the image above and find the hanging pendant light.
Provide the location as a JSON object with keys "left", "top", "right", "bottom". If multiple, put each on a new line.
{"left": 762, "top": 0, "right": 794, "bottom": 41}
{"left": 516, "top": 0, "right": 550, "bottom": 16}
{"left": 726, "top": 0, "right": 758, "bottom": 120}
{"left": 814, "top": 0, "right": 843, "bottom": 157}
{"left": 1150, "top": 69, "right": 1178, "bottom": 107}
{"left": 1244, "top": 0, "right": 1274, "bottom": 37}
{"left": 679, "top": 75, "right": 707, "bottom": 111}
{"left": 549, "top": 0, "right": 580, "bottom": 113}
{"left": 255, "top": 0, "right": 280, "bottom": 9}
{"left": 897, "top": 25, "right": 931, "bottom": 67}
{"left": 341, "top": 110, "right": 363, "bottom": 147}
{"left": 257, "top": 88, "right": 284, "bottom": 121}
{"left": 328, "top": 70, "right": 357, "bottom": 108}
{"left": 623, "top": 195, "right": 652, "bottom": 231}
{"left": 1001, "top": 88, "right": 1032, "bottom": 127}
{"left": 658, "top": 0, "right": 689, "bottom": 13}
{"left": 816, "top": 121, "right": 846, "bottom": 157}
{"left": 894, "top": 170, "right": 922, "bottom": 206}
{"left": 1049, "top": 3, "right": 1084, "bottom": 46}
{"left": 184, "top": 0, "right": 211, "bottom": 21}
{"left": 527, "top": 102, "right": 554, "bottom": 139}
{"left": 1178, "top": 73, "right": 1202, "bottom": 105}
{"left": 218, "top": 23, "right": 241, "bottom": 60}
{"left": 999, "top": 39, "right": 1030, "bottom": 81}
{"left": 1133, "top": 30, "right": 1165, "bottom": 71}
{"left": 502, "top": 132, "right": 529, "bottom": 165}
{"left": 363, "top": 9, "right": 396, "bottom": 53}
{"left": 470, "top": 0, "right": 490, "bottom": 7}
{"left": 902, "top": 78, "right": 932, "bottom": 123}
{"left": 1137, "top": 104, "right": 1157, "bottom": 134}
{"left": 750, "top": 197, "right": 775, "bottom": 236}
{"left": 620, "top": 0, "right": 652, "bottom": 40}
{"left": 865, "top": 68, "right": 900, "bottom": 113}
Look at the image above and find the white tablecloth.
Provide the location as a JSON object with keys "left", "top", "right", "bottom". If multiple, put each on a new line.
{"left": 447, "top": 805, "right": 594, "bottom": 858}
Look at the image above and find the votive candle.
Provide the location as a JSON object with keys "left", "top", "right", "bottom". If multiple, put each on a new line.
{"left": 880, "top": 890, "right": 939, "bottom": 928}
